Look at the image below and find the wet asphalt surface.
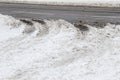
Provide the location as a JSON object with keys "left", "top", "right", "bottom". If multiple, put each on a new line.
{"left": 0, "top": 3, "right": 120, "bottom": 25}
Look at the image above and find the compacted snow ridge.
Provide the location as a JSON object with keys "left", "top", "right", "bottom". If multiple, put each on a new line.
{"left": 0, "top": 14, "right": 120, "bottom": 80}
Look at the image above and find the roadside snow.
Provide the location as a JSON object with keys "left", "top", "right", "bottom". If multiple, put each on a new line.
{"left": 0, "top": 0, "right": 120, "bottom": 7}
{"left": 0, "top": 14, "right": 120, "bottom": 80}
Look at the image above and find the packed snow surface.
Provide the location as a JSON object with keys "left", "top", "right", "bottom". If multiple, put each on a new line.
{"left": 0, "top": 14, "right": 120, "bottom": 80}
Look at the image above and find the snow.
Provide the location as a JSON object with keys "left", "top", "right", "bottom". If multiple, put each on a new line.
{"left": 0, "top": 14, "right": 120, "bottom": 80}
{"left": 0, "top": 0, "right": 120, "bottom": 7}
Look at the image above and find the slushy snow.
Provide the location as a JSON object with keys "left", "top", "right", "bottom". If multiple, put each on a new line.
{"left": 0, "top": 14, "right": 120, "bottom": 80}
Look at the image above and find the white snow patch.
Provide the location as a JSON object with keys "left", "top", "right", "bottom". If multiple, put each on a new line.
{"left": 0, "top": 0, "right": 120, "bottom": 7}
{"left": 0, "top": 14, "right": 120, "bottom": 80}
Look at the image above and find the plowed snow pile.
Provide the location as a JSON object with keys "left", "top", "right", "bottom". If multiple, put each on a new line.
{"left": 0, "top": 14, "right": 120, "bottom": 80}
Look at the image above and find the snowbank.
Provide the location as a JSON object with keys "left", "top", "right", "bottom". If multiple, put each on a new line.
{"left": 0, "top": 14, "right": 120, "bottom": 80}
{"left": 0, "top": 0, "right": 120, "bottom": 7}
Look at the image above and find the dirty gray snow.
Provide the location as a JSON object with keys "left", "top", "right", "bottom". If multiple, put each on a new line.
{"left": 0, "top": 14, "right": 120, "bottom": 80}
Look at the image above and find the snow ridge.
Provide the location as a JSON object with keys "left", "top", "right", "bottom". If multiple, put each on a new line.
{"left": 0, "top": 14, "right": 120, "bottom": 80}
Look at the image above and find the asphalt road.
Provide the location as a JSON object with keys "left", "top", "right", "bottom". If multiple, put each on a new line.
{"left": 0, "top": 3, "right": 120, "bottom": 24}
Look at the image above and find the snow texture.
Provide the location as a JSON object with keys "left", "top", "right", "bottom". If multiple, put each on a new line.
{"left": 0, "top": 0, "right": 120, "bottom": 7}
{"left": 0, "top": 14, "right": 120, "bottom": 80}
